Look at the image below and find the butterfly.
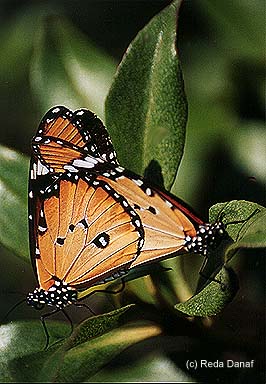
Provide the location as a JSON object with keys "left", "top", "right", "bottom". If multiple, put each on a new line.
{"left": 27, "top": 106, "right": 226, "bottom": 312}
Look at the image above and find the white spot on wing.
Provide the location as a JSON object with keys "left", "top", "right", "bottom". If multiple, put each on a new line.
{"left": 116, "top": 166, "right": 124, "bottom": 173}
{"left": 145, "top": 188, "right": 152, "bottom": 196}
{"left": 37, "top": 160, "right": 49, "bottom": 176}
{"left": 133, "top": 179, "right": 143, "bottom": 186}
{"left": 64, "top": 165, "right": 78, "bottom": 172}
{"left": 99, "top": 237, "right": 108, "bottom": 247}
{"left": 165, "top": 200, "right": 173, "bottom": 208}
{"left": 72, "top": 156, "right": 103, "bottom": 169}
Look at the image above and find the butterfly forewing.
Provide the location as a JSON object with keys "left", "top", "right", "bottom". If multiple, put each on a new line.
{"left": 32, "top": 106, "right": 118, "bottom": 174}
{"left": 33, "top": 173, "right": 143, "bottom": 291}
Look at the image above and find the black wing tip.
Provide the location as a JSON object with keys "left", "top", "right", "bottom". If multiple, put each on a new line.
{"left": 41, "top": 106, "right": 71, "bottom": 122}
{"left": 39, "top": 105, "right": 94, "bottom": 121}
{"left": 40, "top": 105, "right": 98, "bottom": 129}
{"left": 72, "top": 108, "right": 97, "bottom": 125}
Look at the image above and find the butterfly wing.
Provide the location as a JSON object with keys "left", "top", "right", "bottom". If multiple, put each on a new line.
{"left": 94, "top": 169, "right": 200, "bottom": 268}
{"left": 29, "top": 106, "right": 205, "bottom": 285}
{"left": 30, "top": 172, "right": 144, "bottom": 291}
{"left": 28, "top": 157, "right": 57, "bottom": 280}
{"left": 32, "top": 106, "right": 118, "bottom": 174}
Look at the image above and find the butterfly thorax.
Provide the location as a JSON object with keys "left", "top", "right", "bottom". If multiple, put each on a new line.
{"left": 185, "top": 221, "right": 226, "bottom": 256}
{"left": 26, "top": 279, "right": 78, "bottom": 310}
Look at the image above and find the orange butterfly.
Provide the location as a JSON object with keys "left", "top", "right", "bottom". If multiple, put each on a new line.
{"left": 27, "top": 106, "right": 225, "bottom": 311}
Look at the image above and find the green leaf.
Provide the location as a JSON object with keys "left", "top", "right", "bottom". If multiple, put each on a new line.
{"left": 105, "top": 0, "right": 187, "bottom": 190}
{"left": 0, "top": 145, "right": 29, "bottom": 260}
{"left": 1, "top": 306, "right": 156, "bottom": 382}
{"left": 92, "top": 353, "right": 193, "bottom": 382}
{"left": 31, "top": 16, "right": 116, "bottom": 119}
{"left": 195, "top": 200, "right": 265, "bottom": 293}
{"left": 66, "top": 304, "right": 136, "bottom": 349}
{"left": 225, "top": 209, "right": 266, "bottom": 262}
{"left": 209, "top": 199, "right": 265, "bottom": 244}
{"left": 0, "top": 320, "right": 69, "bottom": 382}
{"left": 175, "top": 266, "right": 239, "bottom": 316}
{"left": 36, "top": 305, "right": 160, "bottom": 382}
{"left": 56, "top": 323, "right": 160, "bottom": 382}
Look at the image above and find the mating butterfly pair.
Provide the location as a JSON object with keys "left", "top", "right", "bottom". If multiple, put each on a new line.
{"left": 27, "top": 106, "right": 226, "bottom": 311}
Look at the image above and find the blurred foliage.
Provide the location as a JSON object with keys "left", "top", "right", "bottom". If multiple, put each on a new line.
{"left": 31, "top": 16, "right": 116, "bottom": 118}
{"left": 174, "top": 0, "right": 265, "bottom": 212}
{"left": 106, "top": 0, "right": 187, "bottom": 190}
{"left": 0, "top": 145, "right": 28, "bottom": 259}
{"left": 0, "top": 0, "right": 265, "bottom": 382}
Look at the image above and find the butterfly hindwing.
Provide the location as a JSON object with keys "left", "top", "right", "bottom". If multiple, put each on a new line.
{"left": 28, "top": 158, "right": 58, "bottom": 280}
{"left": 93, "top": 168, "right": 199, "bottom": 268}
{"left": 31, "top": 172, "right": 144, "bottom": 291}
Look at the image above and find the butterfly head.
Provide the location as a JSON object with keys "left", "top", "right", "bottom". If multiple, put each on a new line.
{"left": 26, "top": 279, "right": 78, "bottom": 310}
{"left": 185, "top": 221, "right": 226, "bottom": 256}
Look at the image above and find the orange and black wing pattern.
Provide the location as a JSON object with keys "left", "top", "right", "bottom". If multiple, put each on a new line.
{"left": 30, "top": 171, "right": 144, "bottom": 292}
{"left": 28, "top": 106, "right": 226, "bottom": 309}
{"left": 90, "top": 165, "right": 225, "bottom": 266}
{"left": 94, "top": 169, "right": 199, "bottom": 268}
{"left": 32, "top": 106, "right": 118, "bottom": 174}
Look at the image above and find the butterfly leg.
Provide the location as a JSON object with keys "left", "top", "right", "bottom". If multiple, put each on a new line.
{"left": 198, "top": 255, "right": 226, "bottom": 291}
{"left": 102, "top": 279, "right": 126, "bottom": 309}
{"left": 40, "top": 308, "right": 73, "bottom": 349}
{"left": 40, "top": 309, "right": 60, "bottom": 349}
{"left": 101, "top": 278, "right": 126, "bottom": 295}
{"left": 74, "top": 302, "right": 97, "bottom": 316}
{"left": 75, "top": 279, "right": 126, "bottom": 314}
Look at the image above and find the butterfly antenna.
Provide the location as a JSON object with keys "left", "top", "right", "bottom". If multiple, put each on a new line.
{"left": 102, "top": 279, "right": 126, "bottom": 310}
{"left": 82, "top": 278, "right": 126, "bottom": 298}
{"left": 1, "top": 298, "right": 26, "bottom": 324}
{"left": 217, "top": 201, "right": 230, "bottom": 222}
{"left": 219, "top": 206, "right": 259, "bottom": 227}
{"left": 78, "top": 279, "right": 126, "bottom": 312}
{"left": 198, "top": 253, "right": 227, "bottom": 291}
{"left": 0, "top": 290, "right": 26, "bottom": 297}
{"left": 74, "top": 302, "right": 97, "bottom": 316}
{"left": 104, "top": 278, "right": 126, "bottom": 295}
{"left": 199, "top": 267, "right": 226, "bottom": 291}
